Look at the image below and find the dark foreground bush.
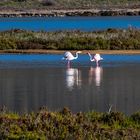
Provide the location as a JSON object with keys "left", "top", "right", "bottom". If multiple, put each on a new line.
{"left": 0, "top": 107, "right": 140, "bottom": 139}
{"left": 1, "top": 28, "right": 140, "bottom": 50}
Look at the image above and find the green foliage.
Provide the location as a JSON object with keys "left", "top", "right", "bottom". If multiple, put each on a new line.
{"left": 0, "top": 108, "right": 140, "bottom": 139}
{"left": 130, "top": 111, "right": 140, "bottom": 123}
{"left": 0, "top": 37, "right": 17, "bottom": 50}
{"left": 100, "top": 112, "right": 125, "bottom": 125}
{"left": 1, "top": 28, "right": 140, "bottom": 50}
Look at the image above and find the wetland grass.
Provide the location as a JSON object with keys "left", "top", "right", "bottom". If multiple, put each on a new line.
{"left": 0, "top": 107, "right": 140, "bottom": 139}
{"left": 1, "top": 28, "right": 140, "bottom": 52}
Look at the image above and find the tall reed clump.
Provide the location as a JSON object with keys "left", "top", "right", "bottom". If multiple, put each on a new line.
{"left": 0, "top": 107, "right": 140, "bottom": 139}
{"left": 1, "top": 28, "right": 140, "bottom": 50}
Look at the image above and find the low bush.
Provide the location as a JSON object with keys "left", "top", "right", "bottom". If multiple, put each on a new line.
{"left": 130, "top": 112, "right": 140, "bottom": 123}
{"left": 0, "top": 37, "right": 17, "bottom": 50}
{"left": 0, "top": 108, "right": 140, "bottom": 139}
{"left": 1, "top": 28, "right": 140, "bottom": 50}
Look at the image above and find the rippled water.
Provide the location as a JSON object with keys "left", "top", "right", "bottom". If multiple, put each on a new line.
{"left": 0, "top": 54, "right": 140, "bottom": 115}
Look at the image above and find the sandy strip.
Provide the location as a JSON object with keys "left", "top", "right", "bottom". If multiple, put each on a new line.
{"left": 0, "top": 8, "right": 140, "bottom": 14}
{"left": 0, "top": 50, "right": 140, "bottom": 54}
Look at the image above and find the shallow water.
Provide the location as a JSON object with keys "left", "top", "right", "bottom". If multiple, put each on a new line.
{"left": 0, "top": 16, "right": 140, "bottom": 31}
{"left": 0, "top": 54, "right": 140, "bottom": 115}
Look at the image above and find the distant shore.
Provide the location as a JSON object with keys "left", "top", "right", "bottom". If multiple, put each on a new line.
{"left": 0, "top": 49, "right": 140, "bottom": 54}
{"left": 0, "top": 8, "right": 140, "bottom": 17}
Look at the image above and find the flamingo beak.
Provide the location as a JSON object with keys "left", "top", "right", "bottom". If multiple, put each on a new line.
{"left": 77, "top": 51, "right": 82, "bottom": 53}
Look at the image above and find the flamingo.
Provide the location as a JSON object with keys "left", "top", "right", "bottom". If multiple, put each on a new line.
{"left": 62, "top": 51, "right": 82, "bottom": 67}
{"left": 87, "top": 53, "right": 103, "bottom": 66}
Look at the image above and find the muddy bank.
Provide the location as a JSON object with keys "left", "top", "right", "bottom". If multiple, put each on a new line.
{"left": 1, "top": 49, "right": 140, "bottom": 54}
{"left": 0, "top": 9, "right": 140, "bottom": 17}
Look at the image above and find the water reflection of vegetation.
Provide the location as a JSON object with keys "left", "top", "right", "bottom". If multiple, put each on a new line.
{"left": 1, "top": 28, "right": 140, "bottom": 50}
{"left": 1, "top": 107, "right": 140, "bottom": 139}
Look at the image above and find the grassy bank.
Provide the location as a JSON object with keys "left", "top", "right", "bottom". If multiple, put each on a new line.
{"left": 1, "top": 1, "right": 140, "bottom": 17}
{"left": 0, "top": 0, "right": 140, "bottom": 10}
{"left": 1, "top": 28, "right": 140, "bottom": 51}
{"left": 0, "top": 107, "right": 140, "bottom": 139}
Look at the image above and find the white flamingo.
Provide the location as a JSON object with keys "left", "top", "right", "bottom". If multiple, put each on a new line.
{"left": 62, "top": 51, "right": 82, "bottom": 67}
{"left": 87, "top": 53, "right": 103, "bottom": 66}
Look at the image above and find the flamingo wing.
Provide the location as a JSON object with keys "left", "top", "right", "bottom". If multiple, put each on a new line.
{"left": 64, "top": 51, "right": 74, "bottom": 60}
{"left": 94, "top": 54, "right": 102, "bottom": 61}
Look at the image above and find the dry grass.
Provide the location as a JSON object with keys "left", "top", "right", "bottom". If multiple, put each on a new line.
{"left": 0, "top": 0, "right": 140, "bottom": 10}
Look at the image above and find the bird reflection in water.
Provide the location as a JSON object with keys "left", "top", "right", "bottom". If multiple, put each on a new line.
{"left": 66, "top": 67, "right": 82, "bottom": 90}
{"left": 89, "top": 66, "right": 103, "bottom": 87}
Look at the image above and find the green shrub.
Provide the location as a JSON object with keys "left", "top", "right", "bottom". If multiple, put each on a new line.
{"left": 1, "top": 29, "right": 140, "bottom": 50}
{"left": 0, "top": 37, "right": 17, "bottom": 50}
{"left": 100, "top": 112, "right": 125, "bottom": 125}
{"left": 0, "top": 108, "right": 140, "bottom": 139}
{"left": 130, "top": 112, "right": 140, "bottom": 123}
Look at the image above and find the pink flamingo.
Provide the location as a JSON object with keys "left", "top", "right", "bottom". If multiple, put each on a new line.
{"left": 62, "top": 51, "right": 82, "bottom": 67}
{"left": 87, "top": 53, "right": 103, "bottom": 66}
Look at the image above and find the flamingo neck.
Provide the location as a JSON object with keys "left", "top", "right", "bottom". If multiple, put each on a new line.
{"left": 88, "top": 53, "right": 94, "bottom": 61}
{"left": 74, "top": 52, "right": 79, "bottom": 59}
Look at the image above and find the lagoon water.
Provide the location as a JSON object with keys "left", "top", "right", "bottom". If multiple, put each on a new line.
{"left": 0, "top": 54, "right": 140, "bottom": 115}
{"left": 0, "top": 16, "right": 140, "bottom": 115}
{"left": 0, "top": 16, "right": 140, "bottom": 31}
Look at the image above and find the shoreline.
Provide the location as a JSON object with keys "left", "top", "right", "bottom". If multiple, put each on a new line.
{"left": 0, "top": 8, "right": 140, "bottom": 17}
{"left": 0, "top": 49, "right": 140, "bottom": 54}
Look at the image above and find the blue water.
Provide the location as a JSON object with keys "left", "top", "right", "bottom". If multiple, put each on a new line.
{"left": 0, "top": 54, "right": 140, "bottom": 114}
{"left": 0, "top": 54, "right": 140, "bottom": 68}
{"left": 0, "top": 16, "right": 140, "bottom": 31}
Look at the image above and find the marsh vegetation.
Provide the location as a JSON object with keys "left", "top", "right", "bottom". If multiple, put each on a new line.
{"left": 1, "top": 0, "right": 140, "bottom": 9}
{"left": 0, "top": 28, "right": 140, "bottom": 51}
{"left": 0, "top": 107, "right": 140, "bottom": 139}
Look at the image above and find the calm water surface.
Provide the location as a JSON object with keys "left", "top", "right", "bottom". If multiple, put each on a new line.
{"left": 0, "top": 16, "right": 140, "bottom": 31}
{"left": 0, "top": 54, "right": 140, "bottom": 115}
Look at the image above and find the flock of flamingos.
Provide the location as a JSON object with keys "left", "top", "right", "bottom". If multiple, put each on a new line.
{"left": 62, "top": 51, "right": 103, "bottom": 67}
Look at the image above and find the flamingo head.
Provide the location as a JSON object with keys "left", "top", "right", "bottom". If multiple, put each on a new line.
{"left": 87, "top": 52, "right": 92, "bottom": 56}
{"left": 77, "top": 51, "right": 82, "bottom": 53}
